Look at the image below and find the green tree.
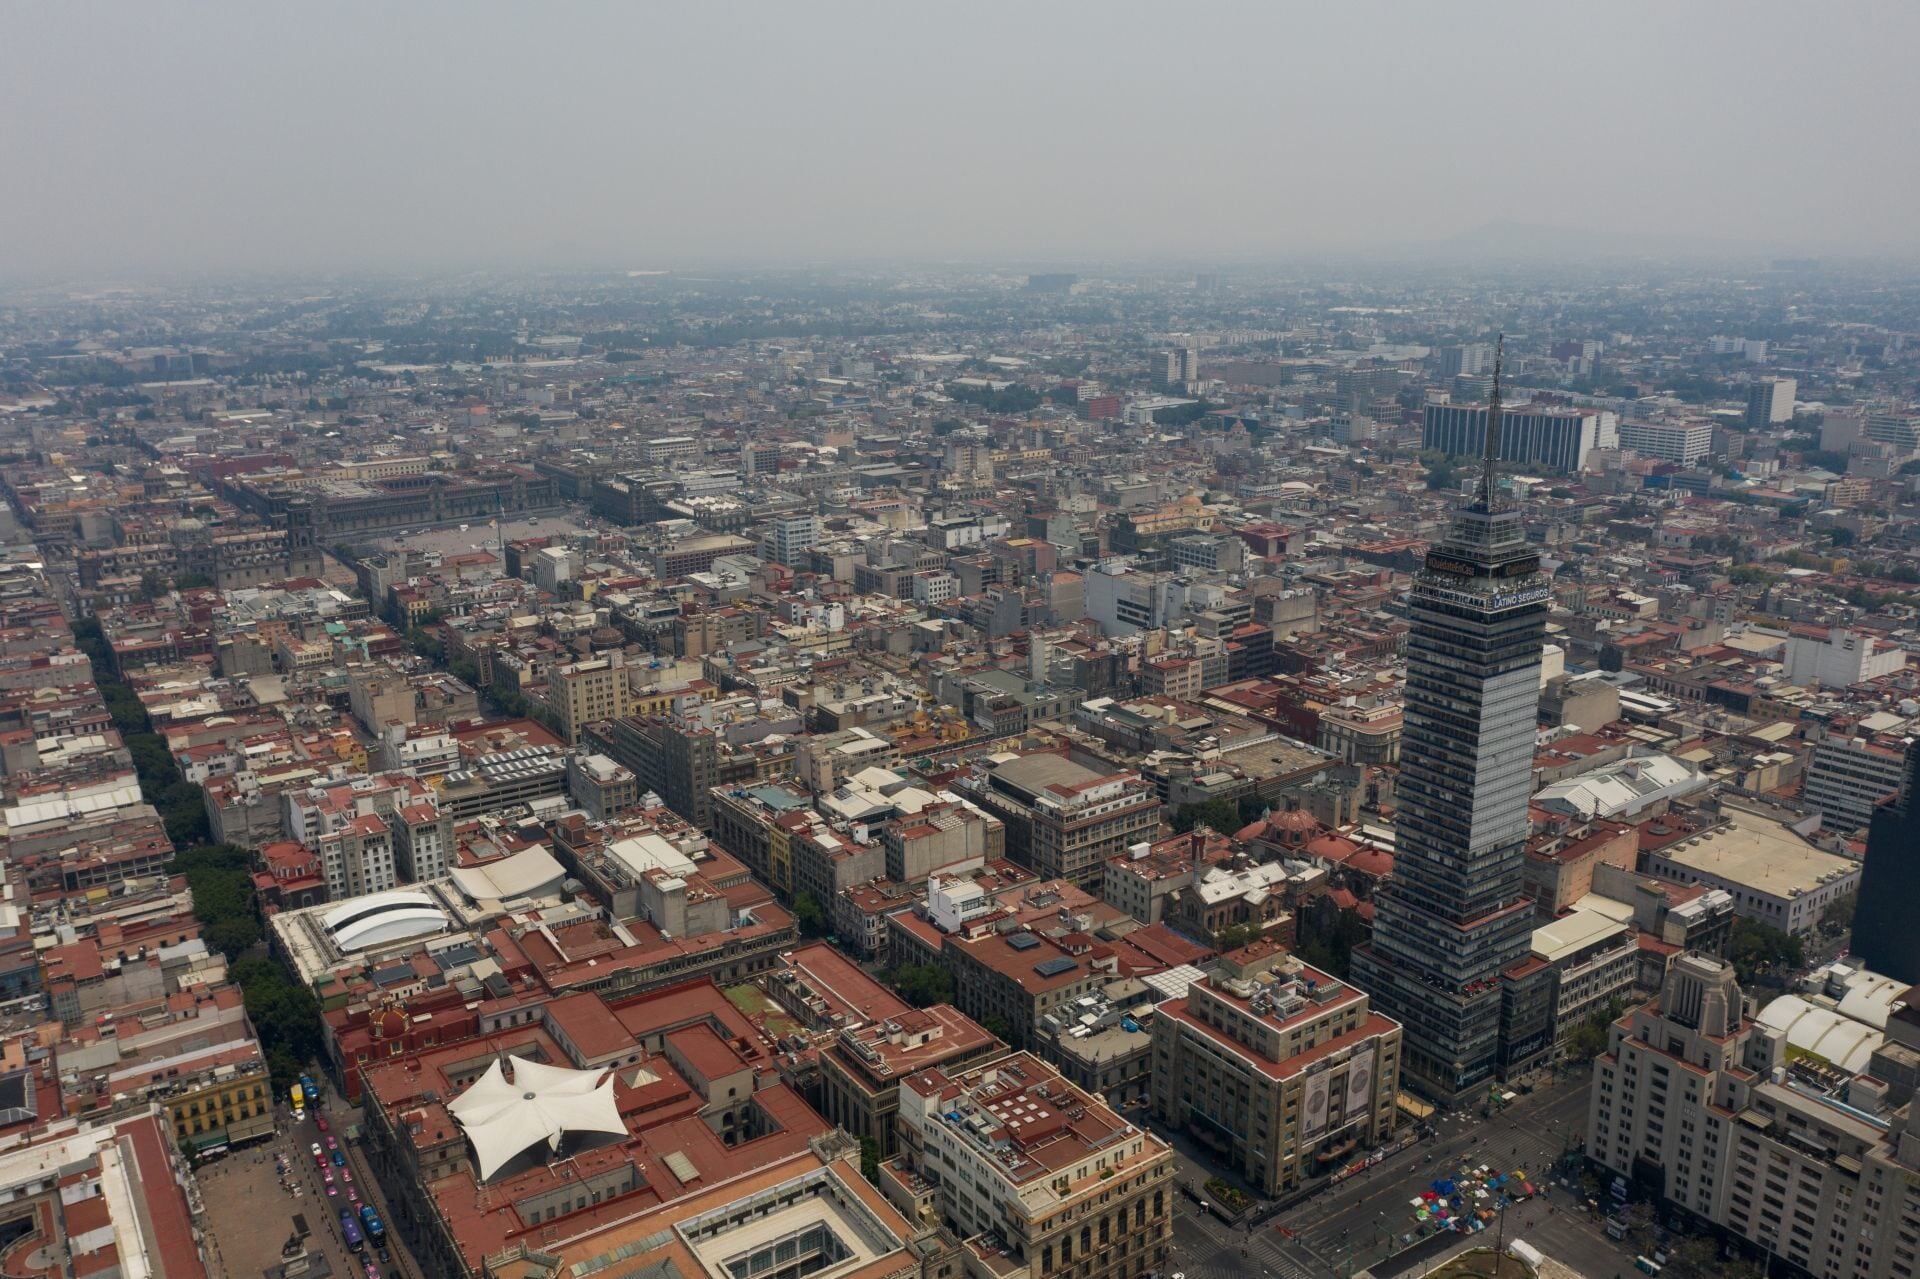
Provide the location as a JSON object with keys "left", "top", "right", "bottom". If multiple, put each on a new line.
{"left": 981, "top": 1013, "right": 1013, "bottom": 1043}
{"left": 1820, "top": 892, "right": 1858, "bottom": 935}
{"left": 1171, "top": 798, "right": 1241, "bottom": 836}
{"left": 408, "top": 626, "right": 445, "bottom": 662}
{"left": 1729, "top": 918, "right": 1804, "bottom": 983}
{"left": 1213, "top": 923, "right": 1261, "bottom": 951}
{"left": 859, "top": 1136, "right": 880, "bottom": 1184}
{"left": 793, "top": 891, "right": 829, "bottom": 938}
{"left": 230, "top": 956, "right": 323, "bottom": 1081}
{"left": 1150, "top": 399, "right": 1217, "bottom": 426}
{"left": 1662, "top": 1235, "right": 1720, "bottom": 1279}
{"left": 1563, "top": 997, "right": 1625, "bottom": 1061}
{"left": 884, "top": 964, "right": 953, "bottom": 1007}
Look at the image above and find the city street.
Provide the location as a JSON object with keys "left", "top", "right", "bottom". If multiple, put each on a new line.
{"left": 1163, "top": 1074, "right": 1640, "bottom": 1279}
{"left": 195, "top": 1086, "right": 424, "bottom": 1279}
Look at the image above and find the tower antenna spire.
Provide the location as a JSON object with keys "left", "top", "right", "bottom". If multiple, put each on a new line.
{"left": 1480, "top": 333, "right": 1505, "bottom": 510}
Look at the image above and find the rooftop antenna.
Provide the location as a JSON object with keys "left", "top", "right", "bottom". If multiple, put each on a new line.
{"left": 1479, "top": 333, "right": 1506, "bottom": 511}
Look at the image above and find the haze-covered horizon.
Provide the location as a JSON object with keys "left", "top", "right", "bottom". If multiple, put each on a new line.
{"left": 5, "top": 1, "right": 1918, "bottom": 281}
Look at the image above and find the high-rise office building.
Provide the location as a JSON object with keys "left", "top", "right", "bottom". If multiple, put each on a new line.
{"left": 1352, "top": 339, "right": 1552, "bottom": 1099}
{"left": 1616, "top": 418, "right": 1714, "bottom": 465}
{"left": 1745, "top": 377, "right": 1797, "bottom": 428}
{"left": 1438, "top": 342, "right": 1492, "bottom": 378}
{"left": 1422, "top": 402, "right": 1606, "bottom": 474}
{"left": 1849, "top": 742, "right": 1920, "bottom": 981}
{"left": 1162, "top": 348, "right": 1200, "bottom": 387}
{"left": 1865, "top": 408, "right": 1920, "bottom": 453}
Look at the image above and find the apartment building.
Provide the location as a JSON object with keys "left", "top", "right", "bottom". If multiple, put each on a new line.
{"left": 1588, "top": 953, "right": 1920, "bottom": 1279}
{"left": 317, "top": 812, "right": 398, "bottom": 899}
{"left": 390, "top": 800, "right": 453, "bottom": 882}
{"left": 883, "top": 798, "right": 1003, "bottom": 882}
{"left": 947, "top": 927, "right": 1105, "bottom": 1051}
{"left": 1617, "top": 419, "right": 1714, "bottom": 465}
{"left": 889, "top": 1053, "right": 1174, "bottom": 1279}
{"left": 965, "top": 754, "right": 1162, "bottom": 893}
{"left": 550, "top": 656, "right": 635, "bottom": 743}
{"left": 1746, "top": 377, "right": 1797, "bottom": 428}
{"left": 1150, "top": 965, "right": 1401, "bottom": 1197}
{"left": 817, "top": 1004, "right": 1004, "bottom": 1158}
{"left": 1806, "top": 733, "right": 1912, "bottom": 832}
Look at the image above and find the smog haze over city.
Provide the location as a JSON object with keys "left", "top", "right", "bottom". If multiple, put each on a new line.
{"left": 4, "top": 1, "right": 1920, "bottom": 277}
{"left": 3, "top": 10, "right": 1920, "bottom": 1279}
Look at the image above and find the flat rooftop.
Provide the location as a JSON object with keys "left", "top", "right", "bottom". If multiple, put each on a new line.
{"left": 1650, "top": 805, "right": 1860, "bottom": 899}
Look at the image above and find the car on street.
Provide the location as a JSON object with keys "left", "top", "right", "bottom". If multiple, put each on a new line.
{"left": 331, "top": 1149, "right": 346, "bottom": 1167}
{"left": 325, "top": 1181, "right": 338, "bottom": 1198}
{"left": 311, "top": 1143, "right": 324, "bottom": 1158}
{"left": 326, "top": 1135, "right": 338, "bottom": 1151}
{"left": 317, "top": 1115, "right": 329, "bottom": 1132}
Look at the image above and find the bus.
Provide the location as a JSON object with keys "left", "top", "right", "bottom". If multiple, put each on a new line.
{"left": 290, "top": 1083, "right": 305, "bottom": 1117}
{"left": 359, "top": 1205, "right": 385, "bottom": 1245}
{"left": 341, "top": 1211, "right": 364, "bottom": 1253}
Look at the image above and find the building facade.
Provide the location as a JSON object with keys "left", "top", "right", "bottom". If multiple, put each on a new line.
{"left": 1352, "top": 356, "right": 1553, "bottom": 1099}
{"left": 890, "top": 1053, "right": 1174, "bottom": 1279}
{"left": 1151, "top": 966, "right": 1402, "bottom": 1197}
{"left": 1422, "top": 403, "right": 1604, "bottom": 474}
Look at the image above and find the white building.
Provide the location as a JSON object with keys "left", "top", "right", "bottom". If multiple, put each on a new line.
{"left": 1640, "top": 801, "right": 1862, "bottom": 935}
{"left": 1533, "top": 752, "right": 1709, "bottom": 822}
{"left": 760, "top": 512, "right": 821, "bottom": 566}
{"left": 1806, "top": 733, "right": 1912, "bottom": 831}
{"left": 534, "top": 545, "right": 577, "bottom": 593}
{"left": 1084, "top": 563, "right": 1187, "bottom": 636}
{"left": 1617, "top": 419, "right": 1714, "bottom": 465}
{"left": 1590, "top": 953, "right": 1920, "bottom": 1279}
{"left": 1746, "top": 377, "right": 1797, "bottom": 428}
{"left": 1786, "top": 627, "right": 1909, "bottom": 690}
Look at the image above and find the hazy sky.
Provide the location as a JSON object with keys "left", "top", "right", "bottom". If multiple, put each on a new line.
{"left": 4, "top": 1, "right": 1917, "bottom": 278}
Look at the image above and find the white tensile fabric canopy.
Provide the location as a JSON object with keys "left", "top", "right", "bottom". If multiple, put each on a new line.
{"left": 447, "top": 1055, "right": 624, "bottom": 1181}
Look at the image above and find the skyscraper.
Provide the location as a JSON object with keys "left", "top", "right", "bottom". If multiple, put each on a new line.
{"left": 1350, "top": 338, "right": 1552, "bottom": 1099}
{"left": 1850, "top": 740, "right": 1920, "bottom": 982}
{"left": 1745, "top": 377, "right": 1796, "bottom": 429}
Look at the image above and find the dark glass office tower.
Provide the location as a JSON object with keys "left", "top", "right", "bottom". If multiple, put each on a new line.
{"left": 1350, "top": 338, "right": 1550, "bottom": 1099}
{"left": 1851, "top": 741, "right": 1920, "bottom": 982}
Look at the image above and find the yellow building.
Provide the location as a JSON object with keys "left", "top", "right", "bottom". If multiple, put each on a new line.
{"left": 165, "top": 1061, "right": 275, "bottom": 1152}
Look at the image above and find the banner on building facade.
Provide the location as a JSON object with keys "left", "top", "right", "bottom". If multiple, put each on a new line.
{"left": 1304, "top": 1066, "right": 1331, "bottom": 1137}
{"left": 1345, "top": 1045, "right": 1375, "bottom": 1117}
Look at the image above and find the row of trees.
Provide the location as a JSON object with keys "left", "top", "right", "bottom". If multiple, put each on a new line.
{"left": 73, "top": 618, "right": 211, "bottom": 846}
{"left": 73, "top": 620, "right": 318, "bottom": 1090}
{"left": 943, "top": 381, "right": 1041, "bottom": 413}
{"left": 1169, "top": 795, "right": 1270, "bottom": 836}
{"left": 176, "top": 843, "right": 261, "bottom": 959}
